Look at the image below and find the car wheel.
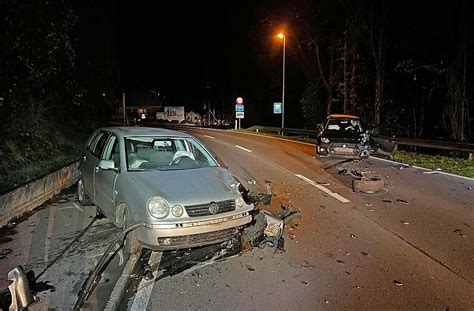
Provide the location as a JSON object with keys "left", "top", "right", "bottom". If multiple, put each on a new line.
{"left": 77, "top": 178, "right": 92, "bottom": 206}
{"left": 352, "top": 178, "right": 384, "bottom": 194}
{"left": 122, "top": 208, "right": 141, "bottom": 255}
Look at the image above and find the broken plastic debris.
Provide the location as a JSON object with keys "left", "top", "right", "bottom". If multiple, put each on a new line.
{"left": 453, "top": 229, "right": 466, "bottom": 238}
{"left": 401, "top": 221, "right": 410, "bottom": 225}
{"left": 350, "top": 234, "right": 358, "bottom": 239}
{"left": 261, "top": 210, "right": 284, "bottom": 239}
{"left": 338, "top": 169, "right": 348, "bottom": 175}
{"left": 246, "top": 265, "right": 256, "bottom": 271}
{"left": 393, "top": 280, "right": 404, "bottom": 286}
{"left": 423, "top": 168, "right": 442, "bottom": 174}
{"left": 396, "top": 199, "right": 409, "bottom": 204}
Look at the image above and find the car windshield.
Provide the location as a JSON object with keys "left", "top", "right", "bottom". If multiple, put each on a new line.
{"left": 124, "top": 136, "right": 218, "bottom": 171}
{"left": 325, "top": 118, "right": 363, "bottom": 132}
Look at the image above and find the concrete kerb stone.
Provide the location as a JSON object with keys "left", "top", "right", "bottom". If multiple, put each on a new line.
{"left": 0, "top": 161, "right": 80, "bottom": 228}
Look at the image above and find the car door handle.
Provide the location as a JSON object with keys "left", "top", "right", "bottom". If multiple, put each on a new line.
{"left": 83, "top": 156, "right": 87, "bottom": 162}
{"left": 95, "top": 166, "right": 100, "bottom": 173}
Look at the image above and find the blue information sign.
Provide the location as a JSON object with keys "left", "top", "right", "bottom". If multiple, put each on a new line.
{"left": 273, "top": 102, "right": 282, "bottom": 114}
{"left": 235, "top": 104, "right": 244, "bottom": 112}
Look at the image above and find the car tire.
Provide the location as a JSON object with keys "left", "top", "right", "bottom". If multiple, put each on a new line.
{"left": 122, "top": 208, "right": 141, "bottom": 255}
{"left": 352, "top": 178, "right": 384, "bottom": 194}
{"left": 77, "top": 178, "right": 92, "bottom": 206}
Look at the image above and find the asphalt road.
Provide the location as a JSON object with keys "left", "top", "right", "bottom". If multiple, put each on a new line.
{"left": 1, "top": 128, "right": 473, "bottom": 310}
{"left": 123, "top": 128, "right": 473, "bottom": 310}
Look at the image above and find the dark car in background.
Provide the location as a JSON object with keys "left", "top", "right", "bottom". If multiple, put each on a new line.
{"left": 316, "top": 114, "right": 371, "bottom": 159}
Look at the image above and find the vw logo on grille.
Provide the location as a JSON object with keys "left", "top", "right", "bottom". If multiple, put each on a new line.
{"left": 208, "top": 202, "right": 220, "bottom": 214}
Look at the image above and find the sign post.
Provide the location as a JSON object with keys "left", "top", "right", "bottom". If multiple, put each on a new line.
{"left": 235, "top": 97, "right": 244, "bottom": 130}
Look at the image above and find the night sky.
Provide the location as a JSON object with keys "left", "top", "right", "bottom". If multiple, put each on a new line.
{"left": 68, "top": 0, "right": 474, "bottom": 131}
{"left": 117, "top": 1, "right": 258, "bottom": 110}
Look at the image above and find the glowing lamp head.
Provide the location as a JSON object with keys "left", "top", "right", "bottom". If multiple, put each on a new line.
{"left": 277, "top": 33, "right": 285, "bottom": 39}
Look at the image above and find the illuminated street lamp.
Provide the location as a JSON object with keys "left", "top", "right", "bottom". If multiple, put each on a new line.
{"left": 277, "top": 32, "right": 286, "bottom": 130}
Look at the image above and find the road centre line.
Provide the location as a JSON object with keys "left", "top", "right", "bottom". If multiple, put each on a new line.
{"left": 130, "top": 251, "right": 163, "bottom": 311}
{"left": 235, "top": 145, "right": 252, "bottom": 153}
{"left": 204, "top": 135, "right": 215, "bottom": 139}
{"left": 295, "top": 174, "right": 351, "bottom": 203}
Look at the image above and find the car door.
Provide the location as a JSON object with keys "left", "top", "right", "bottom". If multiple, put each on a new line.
{"left": 94, "top": 134, "right": 120, "bottom": 217}
{"left": 81, "top": 131, "right": 108, "bottom": 201}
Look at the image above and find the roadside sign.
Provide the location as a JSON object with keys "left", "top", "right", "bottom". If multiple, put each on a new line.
{"left": 235, "top": 104, "right": 244, "bottom": 112}
{"left": 273, "top": 102, "right": 282, "bottom": 114}
{"left": 236, "top": 111, "right": 244, "bottom": 119}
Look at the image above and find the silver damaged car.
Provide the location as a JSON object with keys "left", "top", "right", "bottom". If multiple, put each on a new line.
{"left": 77, "top": 127, "right": 254, "bottom": 250}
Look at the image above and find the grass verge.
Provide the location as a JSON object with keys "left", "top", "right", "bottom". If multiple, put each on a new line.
{"left": 0, "top": 123, "right": 89, "bottom": 194}
{"left": 391, "top": 150, "right": 474, "bottom": 178}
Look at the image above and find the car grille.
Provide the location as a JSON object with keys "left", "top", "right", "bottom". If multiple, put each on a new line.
{"left": 157, "top": 227, "right": 238, "bottom": 247}
{"left": 185, "top": 199, "right": 235, "bottom": 217}
{"left": 328, "top": 143, "right": 359, "bottom": 156}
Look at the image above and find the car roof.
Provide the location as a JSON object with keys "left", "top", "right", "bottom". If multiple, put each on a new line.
{"left": 327, "top": 114, "right": 360, "bottom": 120}
{"left": 98, "top": 127, "right": 191, "bottom": 139}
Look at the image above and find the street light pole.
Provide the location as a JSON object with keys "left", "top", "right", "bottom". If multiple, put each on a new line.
{"left": 282, "top": 34, "right": 286, "bottom": 130}
{"left": 277, "top": 33, "right": 286, "bottom": 130}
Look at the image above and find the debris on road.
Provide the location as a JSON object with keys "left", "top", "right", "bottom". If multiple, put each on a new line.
{"left": 352, "top": 176, "right": 384, "bottom": 194}
{"left": 393, "top": 280, "right": 404, "bottom": 286}
{"left": 401, "top": 221, "right": 410, "bottom": 225}
{"left": 245, "top": 265, "right": 256, "bottom": 271}
{"left": 350, "top": 234, "right": 358, "bottom": 239}
{"left": 453, "top": 229, "right": 466, "bottom": 238}
{"left": 396, "top": 199, "right": 410, "bottom": 204}
{"left": 382, "top": 199, "right": 392, "bottom": 203}
{"left": 423, "top": 168, "right": 442, "bottom": 174}
{"left": 338, "top": 169, "right": 349, "bottom": 175}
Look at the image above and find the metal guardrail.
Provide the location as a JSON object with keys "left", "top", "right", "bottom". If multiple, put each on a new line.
{"left": 247, "top": 125, "right": 474, "bottom": 160}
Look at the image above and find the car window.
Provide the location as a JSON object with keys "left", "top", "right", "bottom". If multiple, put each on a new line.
{"left": 124, "top": 136, "right": 218, "bottom": 171}
{"left": 92, "top": 132, "right": 110, "bottom": 158}
{"left": 87, "top": 131, "right": 103, "bottom": 151}
{"left": 102, "top": 135, "right": 120, "bottom": 168}
{"left": 325, "top": 119, "right": 362, "bottom": 132}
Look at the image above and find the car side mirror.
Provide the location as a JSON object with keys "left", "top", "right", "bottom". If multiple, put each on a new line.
{"left": 98, "top": 159, "right": 117, "bottom": 171}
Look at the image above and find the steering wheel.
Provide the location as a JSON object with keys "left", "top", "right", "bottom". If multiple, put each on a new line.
{"left": 170, "top": 155, "right": 199, "bottom": 167}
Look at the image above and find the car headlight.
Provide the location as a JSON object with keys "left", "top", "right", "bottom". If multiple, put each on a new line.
{"left": 171, "top": 204, "right": 184, "bottom": 217}
{"left": 321, "top": 137, "right": 330, "bottom": 143}
{"left": 236, "top": 196, "right": 244, "bottom": 208}
{"left": 147, "top": 196, "right": 169, "bottom": 219}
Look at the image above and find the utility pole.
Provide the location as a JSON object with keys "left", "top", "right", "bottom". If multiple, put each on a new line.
{"left": 122, "top": 91, "right": 126, "bottom": 126}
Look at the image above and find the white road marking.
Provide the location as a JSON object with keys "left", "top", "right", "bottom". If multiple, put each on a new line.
{"left": 295, "top": 174, "right": 350, "bottom": 203}
{"left": 43, "top": 206, "right": 57, "bottom": 262}
{"left": 235, "top": 145, "right": 252, "bottom": 153}
{"left": 73, "top": 202, "right": 84, "bottom": 212}
{"left": 58, "top": 205, "right": 75, "bottom": 210}
{"left": 72, "top": 202, "right": 84, "bottom": 213}
{"left": 204, "top": 135, "right": 215, "bottom": 139}
{"left": 130, "top": 251, "right": 163, "bottom": 311}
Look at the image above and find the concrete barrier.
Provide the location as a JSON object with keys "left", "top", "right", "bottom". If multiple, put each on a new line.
{"left": 0, "top": 161, "right": 80, "bottom": 228}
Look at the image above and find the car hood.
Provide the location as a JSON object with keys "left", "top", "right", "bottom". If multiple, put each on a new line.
{"left": 128, "top": 166, "right": 240, "bottom": 206}
{"left": 321, "top": 131, "right": 365, "bottom": 143}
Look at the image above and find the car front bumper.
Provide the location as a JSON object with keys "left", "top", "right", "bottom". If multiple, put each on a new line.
{"left": 317, "top": 143, "right": 369, "bottom": 158}
{"left": 137, "top": 212, "right": 252, "bottom": 250}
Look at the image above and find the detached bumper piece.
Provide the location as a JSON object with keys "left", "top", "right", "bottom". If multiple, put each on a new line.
{"left": 157, "top": 227, "right": 238, "bottom": 249}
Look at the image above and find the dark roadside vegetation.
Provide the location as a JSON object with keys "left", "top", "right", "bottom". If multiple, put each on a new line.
{"left": 1, "top": 1, "right": 474, "bottom": 193}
